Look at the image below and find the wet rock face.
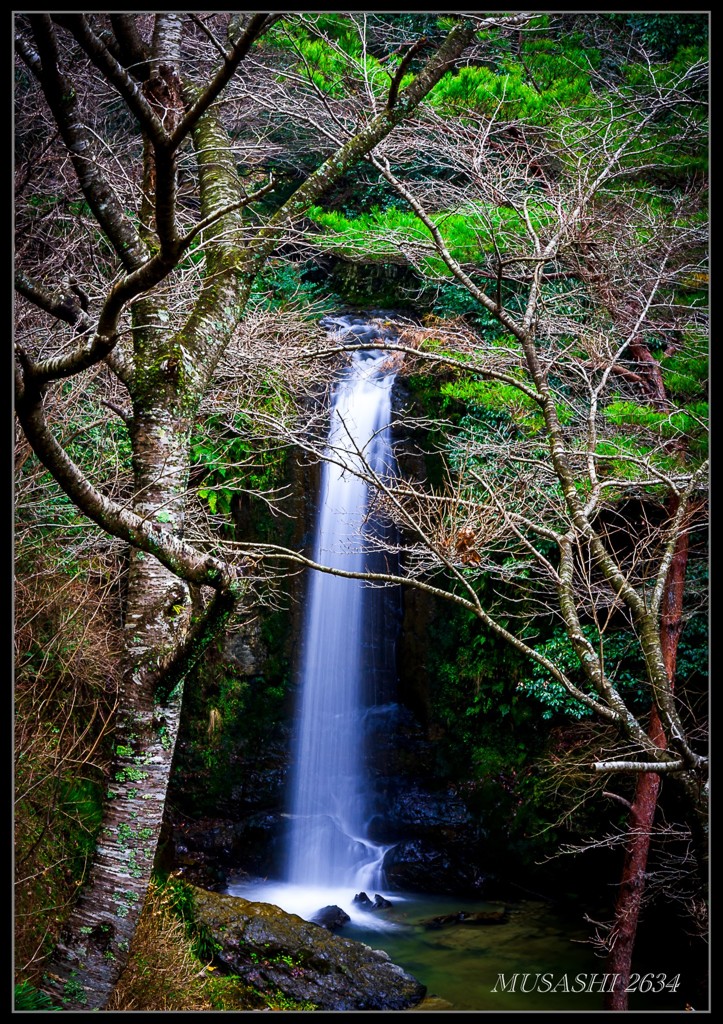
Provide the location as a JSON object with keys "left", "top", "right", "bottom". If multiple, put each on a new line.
{"left": 223, "top": 621, "right": 267, "bottom": 677}
{"left": 188, "top": 886, "right": 426, "bottom": 1011}
{"left": 367, "top": 710, "right": 491, "bottom": 896}
{"left": 381, "top": 838, "right": 488, "bottom": 896}
{"left": 165, "top": 812, "right": 288, "bottom": 889}
{"left": 386, "top": 784, "right": 476, "bottom": 834}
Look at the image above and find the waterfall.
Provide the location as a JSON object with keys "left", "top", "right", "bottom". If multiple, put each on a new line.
{"left": 285, "top": 346, "right": 399, "bottom": 893}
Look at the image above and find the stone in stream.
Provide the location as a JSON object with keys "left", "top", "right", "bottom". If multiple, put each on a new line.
{"left": 422, "top": 907, "right": 508, "bottom": 929}
{"left": 311, "top": 905, "right": 351, "bottom": 931}
{"left": 189, "top": 885, "right": 426, "bottom": 1011}
{"left": 353, "top": 891, "right": 393, "bottom": 911}
{"left": 343, "top": 323, "right": 381, "bottom": 343}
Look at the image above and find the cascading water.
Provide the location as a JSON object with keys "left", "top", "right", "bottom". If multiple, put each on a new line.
{"left": 228, "top": 318, "right": 403, "bottom": 927}
{"left": 285, "top": 344, "right": 399, "bottom": 893}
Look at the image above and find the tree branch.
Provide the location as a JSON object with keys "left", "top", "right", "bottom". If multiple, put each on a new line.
{"left": 594, "top": 759, "right": 686, "bottom": 773}
{"left": 109, "top": 14, "right": 150, "bottom": 80}
{"left": 15, "top": 382, "right": 244, "bottom": 592}
{"left": 22, "top": 16, "right": 147, "bottom": 272}
{"left": 53, "top": 15, "right": 166, "bottom": 142}
{"left": 153, "top": 587, "right": 238, "bottom": 703}
{"left": 167, "top": 13, "right": 280, "bottom": 149}
{"left": 17, "top": 240, "right": 188, "bottom": 386}
{"left": 15, "top": 269, "right": 92, "bottom": 335}
{"left": 386, "top": 37, "right": 429, "bottom": 111}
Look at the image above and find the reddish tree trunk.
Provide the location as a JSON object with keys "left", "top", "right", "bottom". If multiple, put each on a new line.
{"left": 603, "top": 510, "right": 688, "bottom": 1009}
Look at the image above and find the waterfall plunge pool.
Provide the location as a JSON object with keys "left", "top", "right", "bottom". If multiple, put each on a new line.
{"left": 224, "top": 879, "right": 613, "bottom": 1011}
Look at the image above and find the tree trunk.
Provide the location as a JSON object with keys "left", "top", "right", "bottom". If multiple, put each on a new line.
{"left": 41, "top": 400, "right": 199, "bottom": 1009}
{"left": 603, "top": 511, "right": 688, "bottom": 1009}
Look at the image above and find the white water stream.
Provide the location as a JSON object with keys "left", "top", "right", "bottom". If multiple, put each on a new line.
{"left": 230, "top": 338, "right": 401, "bottom": 927}
{"left": 223, "top": 331, "right": 617, "bottom": 1006}
{"left": 285, "top": 347, "right": 398, "bottom": 893}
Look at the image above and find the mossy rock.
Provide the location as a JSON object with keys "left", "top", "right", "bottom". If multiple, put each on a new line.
{"left": 188, "top": 885, "right": 426, "bottom": 1010}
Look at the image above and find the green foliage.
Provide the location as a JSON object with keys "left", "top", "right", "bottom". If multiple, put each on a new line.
{"left": 115, "top": 766, "right": 149, "bottom": 784}
{"left": 317, "top": 162, "right": 403, "bottom": 220}
{"left": 262, "top": 14, "right": 412, "bottom": 105}
{"left": 247, "top": 985, "right": 318, "bottom": 1012}
{"left": 426, "top": 282, "right": 490, "bottom": 321}
{"left": 425, "top": 605, "right": 539, "bottom": 773}
{"left": 659, "top": 348, "right": 708, "bottom": 402}
{"left": 428, "top": 34, "right": 597, "bottom": 122}
{"left": 675, "top": 607, "right": 708, "bottom": 685}
{"left": 59, "top": 778, "right": 105, "bottom": 864}
{"left": 592, "top": 436, "right": 678, "bottom": 486}
{"left": 191, "top": 398, "right": 289, "bottom": 529}
{"left": 14, "top": 981, "right": 60, "bottom": 1011}
{"left": 306, "top": 202, "right": 554, "bottom": 272}
{"left": 519, "top": 625, "right": 649, "bottom": 720}
{"left": 603, "top": 398, "right": 708, "bottom": 455}
{"left": 61, "top": 973, "right": 88, "bottom": 1007}
{"left": 418, "top": 604, "right": 567, "bottom": 867}
{"left": 159, "top": 876, "right": 223, "bottom": 963}
{"left": 613, "top": 13, "right": 708, "bottom": 61}
{"left": 248, "top": 258, "right": 340, "bottom": 314}
{"left": 441, "top": 378, "right": 543, "bottom": 433}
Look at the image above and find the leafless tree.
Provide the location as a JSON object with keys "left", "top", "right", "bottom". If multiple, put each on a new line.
{"left": 253, "top": 41, "right": 708, "bottom": 1007}
{"left": 13, "top": 11, "right": 521, "bottom": 1007}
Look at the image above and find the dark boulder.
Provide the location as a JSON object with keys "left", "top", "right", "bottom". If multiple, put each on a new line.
{"left": 382, "top": 838, "right": 488, "bottom": 896}
{"left": 311, "top": 905, "right": 351, "bottom": 931}
{"left": 353, "top": 892, "right": 393, "bottom": 911}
